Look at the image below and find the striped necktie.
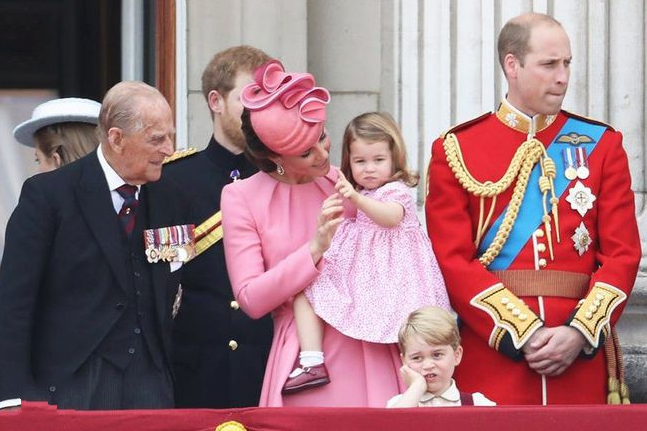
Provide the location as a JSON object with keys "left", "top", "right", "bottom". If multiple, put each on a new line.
{"left": 116, "top": 184, "right": 139, "bottom": 238}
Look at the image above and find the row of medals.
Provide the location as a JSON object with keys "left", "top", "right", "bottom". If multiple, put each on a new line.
{"left": 563, "top": 146, "right": 595, "bottom": 256}
{"left": 144, "top": 169, "right": 243, "bottom": 265}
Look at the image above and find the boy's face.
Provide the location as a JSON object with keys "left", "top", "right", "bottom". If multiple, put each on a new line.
{"left": 401, "top": 335, "right": 463, "bottom": 396}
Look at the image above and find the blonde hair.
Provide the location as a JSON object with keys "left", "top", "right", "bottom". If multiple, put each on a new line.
{"left": 34, "top": 122, "right": 99, "bottom": 165}
{"left": 341, "top": 112, "right": 419, "bottom": 189}
{"left": 398, "top": 306, "right": 460, "bottom": 353}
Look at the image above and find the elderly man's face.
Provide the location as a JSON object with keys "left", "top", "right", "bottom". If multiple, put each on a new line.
{"left": 119, "top": 98, "right": 175, "bottom": 184}
{"left": 507, "top": 23, "right": 572, "bottom": 116}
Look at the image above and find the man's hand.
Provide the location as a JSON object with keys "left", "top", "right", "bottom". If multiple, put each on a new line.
{"left": 523, "top": 326, "right": 588, "bottom": 376}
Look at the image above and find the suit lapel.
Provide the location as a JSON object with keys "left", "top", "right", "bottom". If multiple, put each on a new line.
{"left": 75, "top": 152, "right": 129, "bottom": 293}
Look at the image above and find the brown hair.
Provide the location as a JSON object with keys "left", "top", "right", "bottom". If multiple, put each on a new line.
{"left": 241, "top": 108, "right": 278, "bottom": 172}
{"left": 201, "top": 45, "right": 271, "bottom": 101}
{"left": 34, "top": 122, "right": 99, "bottom": 165}
{"left": 341, "top": 112, "right": 418, "bottom": 189}
{"left": 398, "top": 306, "right": 460, "bottom": 353}
{"left": 497, "top": 13, "right": 563, "bottom": 74}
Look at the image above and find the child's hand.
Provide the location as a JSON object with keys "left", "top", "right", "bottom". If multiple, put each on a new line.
{"left": 335, "top": 170, "right": 358, "bottom": 203}
{"left": 400, "top": 365, "right": 427, "bottom": 393}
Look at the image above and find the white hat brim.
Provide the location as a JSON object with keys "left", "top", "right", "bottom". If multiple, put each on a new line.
{"left": 13, "top": 98, "right": 101, "bottom": 148}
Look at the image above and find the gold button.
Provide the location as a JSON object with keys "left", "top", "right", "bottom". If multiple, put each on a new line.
{"left": 585, "top": 311, "right": 593, "bottom": 319}
{"left": 534, "top": 229, "right": 544, "bottom": 238}
{"left": 593, "top": 299, "right": 601, "bottom": 307}
{"left": 537, "top": 243, "right": 546, "bottom": 253}
{"left": 596, "top": 293, "right": 604, "bottom": 300}
{"left": 588, "top": 305, "right": 597, "bottom": 312}
{"left": 228, "top": 340, "right": 238, "bottom": 351}
{"left": 538, "top": 258, "right": 547, "bottom": 268}
{"left": 519, "top": 313, "right": 528, "bottom": 321}
{"left": 506, "top": 303, "right": 515, "bottom": 310}
{"left": 512, "top": 308, "right": 521, "bottom": 316}
{"left": 501, "top": 297, "right": 510, "bottom": 304}
{"left": 230, "top": 300, "right": 239, "bottom": 310}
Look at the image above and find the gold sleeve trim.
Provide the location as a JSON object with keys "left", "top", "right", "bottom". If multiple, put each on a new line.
{"left": 489, "top": 327, "right": 507, "bottom": 350}
{"left": 570, "top": 282, "right": 627, "bottom": 347}
{"left": 470, "top": 283, "right": 542, "bottom": 349}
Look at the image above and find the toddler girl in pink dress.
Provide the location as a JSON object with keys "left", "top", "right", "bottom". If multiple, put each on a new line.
{"left": 283, "top": 112, "right": 450, "bottom": 394}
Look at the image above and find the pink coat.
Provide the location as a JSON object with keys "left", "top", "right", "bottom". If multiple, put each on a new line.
{"left": 222, "top": 168, "right": 404, "bottom": 407}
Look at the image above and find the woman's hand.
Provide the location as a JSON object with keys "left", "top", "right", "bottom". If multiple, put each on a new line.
{"left": 309, "top": 192, "right": 344, "bottom": 264}
{"left": 335, "top": 170, "right": 359, "bottom": 203}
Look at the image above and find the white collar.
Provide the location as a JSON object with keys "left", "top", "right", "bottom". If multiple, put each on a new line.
{"left": 97, "top": 144, "right": 140, "bottom": 193}
{"left": 419, "top": 379, "right": 460, "bottom": 403}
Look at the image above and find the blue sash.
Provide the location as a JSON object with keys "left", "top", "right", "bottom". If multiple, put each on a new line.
{"left": 477, "top": 118, "right": 605, "bottom": 270}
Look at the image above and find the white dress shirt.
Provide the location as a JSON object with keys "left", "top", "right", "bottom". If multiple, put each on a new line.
{"left": 387, "top": 379, "right": 496, "bottom": 407}
{"left": 97, "top": 144, "right": 140, "bottom": 213}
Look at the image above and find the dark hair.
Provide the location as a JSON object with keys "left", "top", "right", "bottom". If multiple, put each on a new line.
{"left": 241, "top": 108, "right": 278, "bottom": 172}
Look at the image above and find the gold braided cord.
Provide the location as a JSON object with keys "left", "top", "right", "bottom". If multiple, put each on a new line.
{"left": 443, "top": 133, "right": 550, "bottom": 266}
{"left": 444, "top": 133, "right": 537, "bottom": 196}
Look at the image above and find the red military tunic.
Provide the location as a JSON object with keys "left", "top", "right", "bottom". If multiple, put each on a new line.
{"left": 425, "top": 100, "right": 641, "bottom": 405}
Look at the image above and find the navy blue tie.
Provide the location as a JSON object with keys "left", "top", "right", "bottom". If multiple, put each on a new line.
{"left": 116, "top": 184, "right": 139, "bottom": 238}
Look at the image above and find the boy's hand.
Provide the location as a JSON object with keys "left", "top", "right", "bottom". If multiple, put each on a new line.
{"left": 400, "top": 365, "right": 427, "bottom": 393}
{"left": 335, "top": 170, "right": 359, "bottom": 203}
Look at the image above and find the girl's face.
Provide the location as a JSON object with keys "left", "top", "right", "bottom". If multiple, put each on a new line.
{"left": 274, "top": 129, "right": 331, "bottom": 184}
{"left": 35, "top": 146, "right": 61, "bottom": 173}
{"left": 349, "top": 138, "right": 393, "bottom": 190}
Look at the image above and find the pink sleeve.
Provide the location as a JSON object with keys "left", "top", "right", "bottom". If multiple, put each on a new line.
{"left": 373, "top": 181, "right": 413, "bottom": 208}
{"left": 221, "top": 183, "right": 322, "bottom": 319}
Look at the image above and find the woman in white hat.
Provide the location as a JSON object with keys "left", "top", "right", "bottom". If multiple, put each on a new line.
{"left": 13, "top": 97, "right": 101, "bottom": 173}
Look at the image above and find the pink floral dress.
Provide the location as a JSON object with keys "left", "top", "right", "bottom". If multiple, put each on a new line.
{"left": 305, "top": 180, "right": 450, "bottom": 343}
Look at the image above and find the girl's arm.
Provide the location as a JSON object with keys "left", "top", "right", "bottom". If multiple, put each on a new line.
{"left": 336, "top": 171, "right": 404, "bottom": 227}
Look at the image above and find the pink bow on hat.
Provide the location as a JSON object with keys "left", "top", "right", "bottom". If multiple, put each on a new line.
{"left": 241, "top": 60, "right": 331, "bottom": 156}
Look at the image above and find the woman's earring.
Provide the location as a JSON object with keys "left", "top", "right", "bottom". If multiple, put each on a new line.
{"left": 276, "top": 162, "right": 285, "bottom": 176}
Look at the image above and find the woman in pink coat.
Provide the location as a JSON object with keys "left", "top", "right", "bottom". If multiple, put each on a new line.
{"left": 221, "top": 60, "right": 403, "bottom": 407}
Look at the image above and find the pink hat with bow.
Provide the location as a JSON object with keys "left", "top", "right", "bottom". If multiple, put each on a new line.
{"left": 240, "top": 60, "right": 331, "bottom": 156}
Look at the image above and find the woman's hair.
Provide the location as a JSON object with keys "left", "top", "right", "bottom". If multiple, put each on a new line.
{"left": 340, "top": 112, "right": 418, "bottom": 189}
{"left": 34, "top": 122, "right": 99, "bottom": 166}
{"left": 241, "top": 108, "right": 279, "bottom": 172}
{"left": 398, "top": 306, "right": 461, "bottom": 354}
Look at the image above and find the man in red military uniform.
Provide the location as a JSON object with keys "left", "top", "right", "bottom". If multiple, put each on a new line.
{"left": 425, "top": 12, "right": 641, "bottom": 405}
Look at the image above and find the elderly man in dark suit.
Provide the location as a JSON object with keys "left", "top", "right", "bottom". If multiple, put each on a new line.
{"left": 0, "top": 81, "right": 190, "bottom": 410}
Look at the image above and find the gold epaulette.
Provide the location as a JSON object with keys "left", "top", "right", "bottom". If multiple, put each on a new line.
{"left": 561, "top": 110, "right": 616, "bottom": 132}
{"left": 193, "top": 210, "right": 223, "bottom": 256}
{"left": 440, "top": 112, "right": 491, "bottom": 138}
{"left": 163, "top": 147, "right": 198, "bottom": 164}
